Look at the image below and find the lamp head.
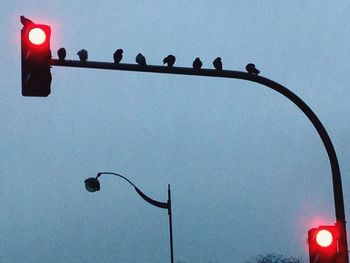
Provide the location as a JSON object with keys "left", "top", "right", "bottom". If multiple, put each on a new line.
{"left": 84, "top": 177, "right": 100, "bottom": 192}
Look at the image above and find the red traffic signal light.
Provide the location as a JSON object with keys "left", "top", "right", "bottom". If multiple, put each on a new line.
{"left": 20, "top": 16, "right": 52, "bottom": 97}
{"left": 315, "top": 229, "right": 334, "bottom": 248}
{"left": 308, "top": 225, "right": 339, "bottom": 263}
{"left": 28, "top": 27, "right": 47, "bottom": 45}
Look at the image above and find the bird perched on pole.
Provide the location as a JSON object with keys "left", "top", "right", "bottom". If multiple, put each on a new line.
{"left": 113, "top": 49, "right": 123, "bottom": 64}
{"left": 77, "top": 49, "right": 88, "bottom": 62}
{"left": 57, "top": 48, "right": 66, "bottom": 61}
{"left": 136, "top": 53, "right": 147, "bottom": 66}
{"left": 245, "top": 63, "right": 260, "bottom": 75}
{"left": 20, "top": 15, "right": 34, "bottom": 26}
{"left": 163, "top": 55, "right": 176, "bottom": 67}
{"left": 213, "top": 57, "right": 223, "bottom": 70}
{"left": 193, "top": 57, "right": 202, "bottom": 69}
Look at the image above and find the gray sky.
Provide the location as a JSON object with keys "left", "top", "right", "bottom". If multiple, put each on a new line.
{"left": 1, "top": 1, "right": 350, "bottom": 262}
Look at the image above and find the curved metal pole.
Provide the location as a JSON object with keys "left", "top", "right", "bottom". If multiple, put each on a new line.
{"left": 53, "top": 60, "right": 347, "bottom": 261}
{"left": 97, "top": 171, "right": 174, "bottom": 263}
{"left": 246, "top": 76, "right": 348, "bottom": 262}
{"left": 245, "top": 76, "right": 345, "bottom": 221}
{"left": 97, "top": 172, "right": 169, "bottom": 209}
{"left": 97, "top": 172, "right": 137, "bottom": 188}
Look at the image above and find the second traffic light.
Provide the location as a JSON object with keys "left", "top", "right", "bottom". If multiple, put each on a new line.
{"left": 308, "top": 225, "right": 339, "bottom": 263}
{"left": 20, "top": 16, "right": 52, "bottom": 97}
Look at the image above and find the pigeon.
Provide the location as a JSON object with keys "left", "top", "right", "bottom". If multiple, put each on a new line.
{"left": 163, "top": 55, "right": 176, "bottom": 67}
{"left": 136, "top": 53, "right": 146, "bottom": 66}
{"left": 213, "top": 57, "right": 223, "bottom": 70}
{"left": 193, "top": 57, "right": 202, "bottom": 69}
{"left": 77, "top": 49, "right": 88, "bottom": 62}
{"left": 20, "top": 16, "right": 34, "bottom": 26}
{"left": 57, "top": 48, "right": 66, "bottom": 61}
{"left": 113, "top": 49, "right": 123, "bottom": 63}
{"left": 245, "top": 63, "right": 260, "bottom": 75}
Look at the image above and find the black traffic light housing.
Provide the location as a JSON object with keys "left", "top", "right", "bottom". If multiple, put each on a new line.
{"left": 20, "top": 16, "right": 52, "bottom": 97}
{"left": 308, "top": 225, "right": 340, "bottom": 263}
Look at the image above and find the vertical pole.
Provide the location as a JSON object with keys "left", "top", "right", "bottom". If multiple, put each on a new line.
{"left": 168, "top": 184, "right": 174, "bottom": 263}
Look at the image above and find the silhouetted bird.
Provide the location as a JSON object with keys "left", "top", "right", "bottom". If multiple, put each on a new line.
{"left": 245, "top": 63, "right": 260, "bottom": 75}
{"left": 20, "top": 16, "right": 33, "bottom": 26}
{"left": 213, "top": 57, "right": 223, "bottom": 70}
{"left": 136, "top": 53, "right": 146, "bottom": 66}
{"left": 57, "top": 48, "right": 66, "bottom": 61}
{"left": 163, "top": 55, "right": 176, "bottom": 67}
{"left": 193, "top": 57, "right": 202, "bottom": 69}
{"left": 113, "top": 49, "right": 123, "bottom": 63}
{"left": 77, "top": 49, "right": 88, "bottom": 62}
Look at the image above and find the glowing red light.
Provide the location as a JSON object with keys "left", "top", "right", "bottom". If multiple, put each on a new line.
{"left": 28, "top": 27, "right": 46, "bottom": 45}
{"left": 316, "top": 229, "right": 333, "bottom": 247}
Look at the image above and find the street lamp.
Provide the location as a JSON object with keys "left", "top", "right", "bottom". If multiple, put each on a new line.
{"left": 84, "top": 172, "right": 174, "bottom": 263}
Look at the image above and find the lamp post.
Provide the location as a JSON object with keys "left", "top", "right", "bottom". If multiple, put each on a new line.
{"left": 84, "top": 172, "right": 174, "bottom": 263}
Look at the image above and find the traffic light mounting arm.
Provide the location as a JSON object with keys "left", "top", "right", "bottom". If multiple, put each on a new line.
{"left": 52, "top": 56, "right": 349, "bottom": 262}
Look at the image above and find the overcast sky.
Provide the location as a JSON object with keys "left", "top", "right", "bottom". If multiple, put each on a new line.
{"left": 1, "top": 1, "right": 350, "bottom": 262}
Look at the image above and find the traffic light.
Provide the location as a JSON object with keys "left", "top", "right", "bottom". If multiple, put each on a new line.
{"left": 20, "top": 16, "right": 52, "bottom": 96}
{"left": 308, "top": 225, "right": 340, "bottom": 263}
